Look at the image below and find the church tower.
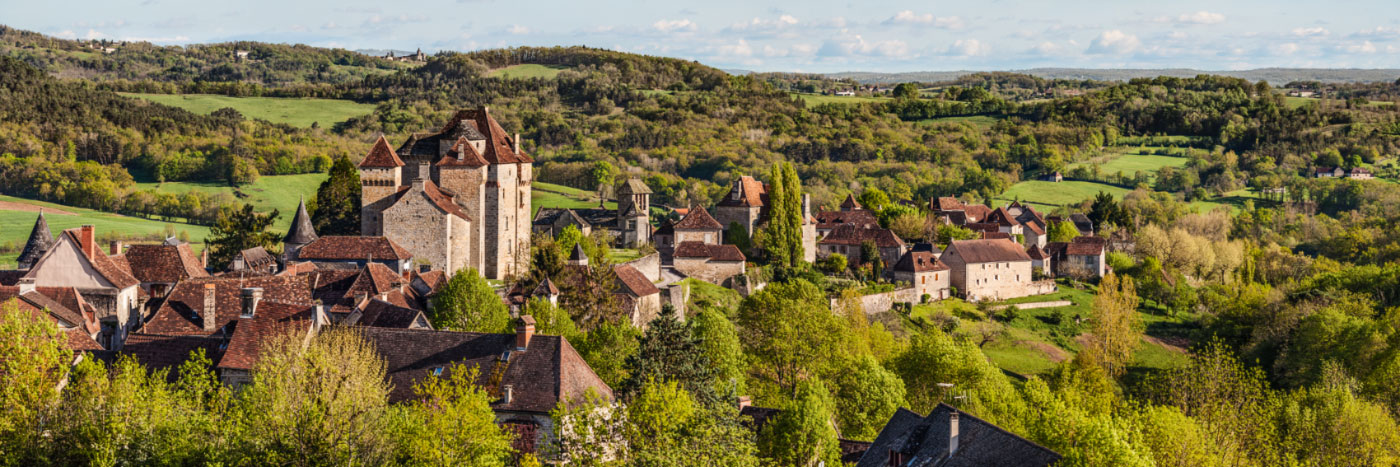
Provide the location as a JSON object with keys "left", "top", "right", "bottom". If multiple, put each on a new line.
{"left": 358, "top": 136, "right": 404, "bottom": 235}
{"left": 616, "top": 178, "right": 652, "bottom": 246}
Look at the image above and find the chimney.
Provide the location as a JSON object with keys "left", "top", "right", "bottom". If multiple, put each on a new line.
{"left": 512, "top": 132, "right": 521, "bottom": 154}
{"left": 801, "top": 194, "right": 812, "bottom": 223}
{"left": 17, "top": 277, "right": 36, "bottom": 295}
{"left": 949, "top": 411, "right": 960, "bottom": 457}
{"left": 80, "top": 225, "right": 95, "bottom": 258}
{"left": 109, "top": 241, "right": 123, "bottom": 256}
{"left": 202, "top": 283, "right": 217, "bottom": 332}
{"left": 313, "top": 303, "right": 327, "bottom": 329}
{"left": 201, "top": 247, "right": 209, "bottom": 268}
{"left": 738, "top": 396, "right": 752, "bottom": 410}
{"left": 417, "top": 162, "right": 430, "bottom": 182}
{"left": 502, "top": 384, "right": 514, "bottom": 404}
{"left": 240, "top": 287, "right": 263, "bottom": 318}
{"left": 515, "top": 315, "right": 535, "bottom": 351}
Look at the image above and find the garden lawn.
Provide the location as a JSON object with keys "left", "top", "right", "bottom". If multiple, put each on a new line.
{"left": 121, "top": 93, "right": 377, "bottom": 128}
{"left": 995, "top": 180, "right": 1130, "bottom": 210}
{"left": 683, "top": 278, "right": 742, "bottom": 316}
{"left": 1068, "top": 150, "right": 1189, "bottom": 179}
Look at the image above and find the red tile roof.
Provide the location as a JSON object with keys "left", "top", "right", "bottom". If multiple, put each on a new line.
{"left": 840, "top": 193, "right": 862, "bottom": 210}
{"left": 1066, "top": 236, "right": 1106, "bottom": 256}
{"left": 123, "top": 243, "right": 209, "bottom": 283}
{"left": 987, "top": 207, "right": 1021, "bottom": 227}
{"left": 673, "top": 241, "right": 747, "bottom": 262}
{"left": 217, "top": 315, "right": 306, "bottom": 371}
{"left": 815, "top": 210, "right": 880, "bottom": 230}
{"left": 981, "top": 232, "right": 1012, "bottom": 240}
{"left": 393, "top": 179, "right": 471, "bottom": 220}
{"left": 945, "top": 239, "right": 1032, "bottom": 263}
{"left": 297, "top": 236, "right": 413, "bottom": 262}
{"left": 142, "top": 275, "right": 315, "bottom": 336}
{"left": 673, "top": 205, "right": 723, "bottom": 230}
{"left": 612, "top": 264, "right": 660, "bottom": 297}
{"left": 359, "top": 135, "right": 405, "bottom": 168}
{"left": 932, "top": 197, "right": 964, "bottom": 212}
{"left": 818, "top": 224, "right": 906, "bottom": 249}
{"left": 893, "top": 251, "right": 949, "bottom": 272}
{"left": 436, "top": 136, "right": 489, "bottom": 167}
{"left": 718, "top": 176, "right": 766, "bottom": 207}
{"left": 1026, "top": 244, "right": 1048, "bottom": 260}
{"left": 118, "top": 333, "right": 224, "bottom": 382}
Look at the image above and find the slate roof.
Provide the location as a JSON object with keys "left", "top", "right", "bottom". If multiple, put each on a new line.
{"left": 718, "top": 176, "right": 766, "bottom": 207}
{"left": 945, "top": 239, "right": 1032, "bottom": 264}
{"left": 142, "top": 275, "right": 315, "bottom": 336}
{"left": 619, "top": 178, "right": 653, "bottom": 195}
{"left": 350, "top": 298, "right": 428, "bottom": 329}
{"left": 359, "top": 327, "right": 611, "bottom": 410}
{"left": 122, "top": 242, "right": 209, "bottom": 283}
{"left": 673, "top": 205, "right": 723, "bottom": 230}
{"left": 532, "top": 277, "right": 559, "bottom": 296}
{"left": 893, "top": 251, "right": 949, "bottom": 273}
{"left": 815, "top": 210, "right": 880, "bottom": 230}
{"left": 857, "top": 404, "right": 1061, "bottom": 467}
{"left": 284, "top": 197, "right": 319, "bottom": 244}
{"left": 1069, "top": 213, "right": 1094, "bottom": 234}
{"left": 359, "top": 135, "right": 405, "bottom": 168}
{"left": 17, "top": 212, "right": 53, "bottom": 267}
{"left": 819, "top": 224, "right": 906, "bottom": 249}
{"left": 673, "top": 241, "right": 747, "bottom": 262}
{"left": 613, "top": 264, "right": 660, "bottom": 297}
{"left": 233, "top": 247, "right": 275, "bottom": 270}
{"left": 398, "top": 108, "right": 533, "bottom": 165}
{"left": 532, "top": 208, "right": 615, "bottom": 229}
{"left": 569, "top": 243, "right": 588, "bottom": 262}
{"left": 297, "top": 236, "right": 413, "bottom": 262}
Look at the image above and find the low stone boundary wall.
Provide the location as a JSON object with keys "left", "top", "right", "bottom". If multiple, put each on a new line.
{"left": 831, "top": 287, "right": 921, "bottom": 315}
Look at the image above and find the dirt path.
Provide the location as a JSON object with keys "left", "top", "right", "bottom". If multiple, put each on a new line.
{"left": 0, "top": 201, "right": 75, "bottom": 215}
{"left": 1024, "top": 340, "right": 1070, "bottom": 362}
{"left": 1143, "top": 335, "right": 1190, "bottom": 353}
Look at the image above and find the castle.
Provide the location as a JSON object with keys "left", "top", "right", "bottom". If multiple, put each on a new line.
{"left": 359, "top": 108, "right": 533, "bottom": 280}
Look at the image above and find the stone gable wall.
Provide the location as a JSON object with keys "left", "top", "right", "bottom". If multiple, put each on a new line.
{"left": 674, "top": 258, "right": 745, "bottom": 285}
{"left": 383, "top": 188, "right": 453, "bottom": 273}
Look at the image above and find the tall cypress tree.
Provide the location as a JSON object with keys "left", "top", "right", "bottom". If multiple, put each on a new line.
{"left": 310, "top": 155, "right": 362, "bottom": 235}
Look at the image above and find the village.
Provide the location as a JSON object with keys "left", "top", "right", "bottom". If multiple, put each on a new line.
{"left": 0, "top": 108, "right": 1114, "bottom": 464}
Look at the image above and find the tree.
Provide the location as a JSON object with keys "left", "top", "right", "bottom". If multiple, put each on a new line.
{"left": 690, "top": 310, "right": 745, "bottom": 397}
{"left": 621, "top": 313, "right": 716, "bottom": 405}
{"left": 936, "top": 223, "right": 978, "bottom": 245}
{"left": 892, "top": 82, "right": 919, "bottom": 100}
{"left": 0, "top": 303, "right": 72, "bottom": 463}
{"left": 1049, "top": 220, "right": 1081, "bottom": 242}
{"left": 815, "top": 253, "right": 847, "bottom": 275}
{"left": 857, "top": 187, "right": 891, "bottom": 212}
{"left": 626, "top": 380, "right": 761, "bottom": 467}
{"left": 736, "top": 279, "right": 846, "bottom": 397}
{"left": 590, "top": 161, "right": 616, "bottom": 199}
{"left": 832, "top": 355, "right": 906, "bottom": 441}
{"left": 524, "top": 298, "right": 578, "bottom": 341}
{"left": 888, "top": 211, "right": 926, "bottom": 240}
{"left": 724, "top": 222, "right": 753, "bottom": 255}
{"left": 432, "top": 268, "right": 512, "bottom": 333}
{"left": 759, "top": 380, "right": 842, "bottom": 467}
{"left": 759, "top": 162, "right": 804, "bottom": 269}
{"left": 207, "top": 204, "right": 279, "bottom": 269}
{"left": 1085, "top": 273, "right": 1141, "bottom": 377}
{"left": 574, "top": 321, "right": 642, "bottom": 388}
{"left": 309, "top": 155, "right": 361, "bottom": 235}
{"left": 236, "top": 328, "right": 393, "bottom": 466}
{"left": 390, "top": 366, "right": 513, "bottom": 466}
{"left": 860, "top": 240, "right": 883, "bottom": 279}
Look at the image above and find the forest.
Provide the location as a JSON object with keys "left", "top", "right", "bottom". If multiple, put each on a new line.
{"left": 2, "top": 26, "right": 1400, "bottom": 466}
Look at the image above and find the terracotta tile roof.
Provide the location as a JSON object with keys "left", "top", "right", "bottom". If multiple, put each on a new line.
{"left": 352, "top": 298, "right": 428, "bottom": 328}
{"left": 284, "top": 197, "right": 319, "bottom": 244}
{"left": 840, "top": 193, "right": 862, "bottom": 210}
{"left": 945, "top": 239, "right": 1032, "bottom": 264}
{"left": 1026, "top": 244, "right": 1048, "bottom": 260}
{"left": 142, "top": 275, "right": 314, "bottom": 336}
{"left": 436, "top": 136, "right": 489, "bottom": 167}
{"left": 856, "top": 404, "right": 1061, "bottom": 467}
{"left": 532, "top": 277, "right": 559, "bottom": 296}
{"left": 965, "top": 222, "right": 1001, "bottom": 233}
{"left": 932, "top": 197, "right": 965, "bottom": 212}
{"left": 673, "top": 241, "right": 747, "bottom": 262}
{"left": 673, "top": 205, "right": 723, "bottom": 230}
{"left": 0, "top": 287, "right": 100, "bottom": 341}
{"left": 893, "top": 251, "right": 949, "bottom": 273}
{"left": 217, "top": 315, "right": 307, "bottom": 371}
{"left": 359, "top": 327, "right": 611, "bottom": 410}
{"left": 718, "top": 176, "right": 766, "bottom": 207}
{"left": 118, "top": 333, "right": 224, "bottom": 382}
{"left": 394, "top": 180, "right": 471, "bottom": 221}
{"left": 359, "top": 135, "right": 405, "bottom": 168}
{"left": 57, "top": 229, "right": 139, "bottom": 289}
{"left": 17, "top": 212, "right": 53, "bottom": 267}
{"left": 411, "top": 270, "right": 447, "bottom": 295}
{"left": 278, "top": 261, "right": 319, "bottom": 276}
{"left": 1066, "top": 236, "right": 1106, "bottom": 256}
{"left": 65, "top": 328, "right": 103, "bottom": 351}
{"left": 613, "top": 264, "right": 660, "bottom": 297}
{"left": 1024, "top": 222, "right": 1045, "bottom": 236}
{"left": 123, "top": 243, "right": 209, "bottom": 283}
{"left": 815, "top": 210, "right": 880, "bottom": 230}
{"left": 987, "top": 207, "right": 1021, "bottom": 227}
{"left": 234, "top": 247, "right": 275, "bottom": 270}
{"left": 981, "top": 232, "right": 1012, "bottom": 240}
{"left": 297, "top": 236, "right": 413, "bottom": 262}
{"left": 962, "top": 204, "right": 992, "bottom": 223}
{"left": 818, "top": 224, "right": 906, "bottom": 249}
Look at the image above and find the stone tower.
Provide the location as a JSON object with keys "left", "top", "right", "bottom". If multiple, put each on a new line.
{"left": 16, "top": 210, "right": 53, "bottom": 270}
{"left": 616, "top": 178, "right": 652, "bottom": 246}
{"left": 359, "top": 136, "right": 404, "bottom": 235}
{"left": 283, "top": 196, "right": 318, "bottom": 264}
{"left": 435, "top": 137, "right": 488, "bottom": 272}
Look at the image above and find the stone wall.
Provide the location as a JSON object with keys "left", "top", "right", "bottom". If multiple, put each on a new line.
{"left": 830, "top": 287, "right": 921, "bottom": 315}
{"left": 801, "top": 223, "right": 817, "bottom": 263}
{"left": 382, "top": 183, "right": 454, "bottom": 273}
{"left": 714, "top": 206, "right": 760, "bottom": 238}
{"left": 674, "top": 258, "right": 745, "bottom": 285}
{"left": 436, "top": 164, "right": 486, "bottom": 272}
{"left": 675, "top": 229, "right": 719, "bottom": 245}
{"left": 624, "top": 253, "right": 661, "bottom": 282}
{"left": 891, "top": 270, "right": 951, "bottom": 301}
{"left": 954, "top": 260, "right": 1038, "bottom": 301}
{"left": 359, "top": 166, "right": 401, "bottom": 235}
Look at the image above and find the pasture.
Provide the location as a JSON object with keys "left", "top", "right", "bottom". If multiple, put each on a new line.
{"left": 122, "top": 93, "right": 377, "bottom": 128}
{"left": 487, "top": 64, "right": 568, "bottom": 79}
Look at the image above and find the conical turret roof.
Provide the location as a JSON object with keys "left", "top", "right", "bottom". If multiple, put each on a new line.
{"left": 17, "top": 211, "right": 54, "bottom": 267}
{"left": 284, "top": 197, "right": 319, "bottom": 244}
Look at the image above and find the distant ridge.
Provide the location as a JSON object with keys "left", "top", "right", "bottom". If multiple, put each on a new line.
{"left": 825, "top": 68, "right": 1400, "bottom": 84}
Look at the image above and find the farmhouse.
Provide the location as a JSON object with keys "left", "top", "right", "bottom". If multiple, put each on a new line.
{"left": 939, "top": 239, "right": 1037, "bottom": 301}
{"left": 891, "top": 251, "right": 950, "bottom": 301}
{"left": 818, "top": 224, "right": 907, "bottom": 268}
{"left": 20, "top": 225, "right": 142, "bottom": 348}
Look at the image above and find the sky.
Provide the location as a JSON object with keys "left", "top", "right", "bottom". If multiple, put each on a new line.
{"left": 6, "top": 0, "right": 1400, "bottom": 73}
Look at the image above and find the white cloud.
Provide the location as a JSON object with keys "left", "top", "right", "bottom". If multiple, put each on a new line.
{"left": 1271, "top": 42, "right": 1300, "bottom": 55}
{"left": 1087, "top": 30, "right": 1140, "bottom": 54}
{"left": 507, "top": 25, "right": 529, "bottom": 34}
{"left": 817, "top": 34, "right": 911, "bottom": 58}
{"left": 946, "top": 39, "right": 990, "bottom": 57}
{"left": 1354, "top": 26, "right": 1400, "bottom": 37}
{"left": 725, "top": 15, "right": 799, "bottom": 36}
{"left": 1292, "top": 27, "right": 1329, "bottom": 37}
{"left": 1343, "top": 40, "right": 1378, "bottom": 53}
{"left": 717, "top": 39, "right": 753, "bottom": 57}
{"left": 652, "top": 19, "right": 697, "bottom": 33}
{"left": 883, "top": 10, "right": 963, "bottom": 29}
{"left": 1173, "top": 11, "right": 1226, "bottom": 25}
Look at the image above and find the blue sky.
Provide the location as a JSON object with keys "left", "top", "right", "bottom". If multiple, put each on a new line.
{"left": 8, "top": 0, "right": 1400, "bottom": 72}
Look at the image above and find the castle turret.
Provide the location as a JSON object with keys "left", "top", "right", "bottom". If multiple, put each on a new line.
{"left": 283, "top": 196, "right": 318, "bottom": 264}
{"left": 16, "top": 210, "right": 54, "bottom": 270}
{"left": 359, "top": 136, "right": 404, "bottom": 235}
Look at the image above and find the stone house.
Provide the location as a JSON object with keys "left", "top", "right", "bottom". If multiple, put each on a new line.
{"left": 613, "top": 264, "right": 662, "bottom": 327}
{"left": 0, "top": 281, "right": 104, "bottom": 351}
{"left": 890, "top": 251, "right": 950, "bottom": 301}
{"left": 381, "top": 168, "right": 474, "bottom": 275}
{"left": 818, "top": 224, "right": 907, "bottom": 269}
{"left": 359, "top": 319, "right": 613, "bottom": 456}
{"left": 1026, "top": 244, "right": 1052, "bottom": 276}
{"left": 931, "top": 197, "right": 992, "bottom": 226}
{"left": 291, "top": 236, "right": 415, "bottom": 272}
{"left": 361, "top": 107, "right": 533, "bottom": 280}
{"left": 118, "top": 239, "right": 210, "bottom": 300}
{"left": 1315, "top": 167, "right": 1345, "bottom": 178}
{"left": 814, "top": 209, "right": 879, "bottom": 237}
{"left": 672, "top": 242, "right": 746, "bottom": 285}
{"left": 1046, "top": 236, "right": 1107, "bottom": 278}
{"left": 532, "top": 178, "right": 652, "bottom": 247}
{"left": 22, "top": 225, "right": 142, "bottom": 348}
{"left": 711, "top": 176, "right": 817, "bottom": 263}
{"left": 940, "top": 239, "right": 1036, "bottom": 301}
{"left": 1348, "top": 167, "right": 1374, "bottom": 180}
{"left": 669, "top": 205, "right": 724, "bottom": 246}
{"left": 858, "top": 404, "right": 1061, "bottom": 466}
{"left": 986, "top": 207, "right": 1025, "bottom": 238}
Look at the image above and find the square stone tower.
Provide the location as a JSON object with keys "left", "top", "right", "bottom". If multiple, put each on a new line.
{"left": 358, "top": 136, "right": 404, "bottom": 235}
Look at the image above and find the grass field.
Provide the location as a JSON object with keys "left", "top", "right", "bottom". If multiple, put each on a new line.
{"left": 531, "top": 181, "right": 614, "bottom": 216}
{"left": 487, "top": 64, "right": 568, "bottom": 79}
{"left": 1069, "top": 150, "right": 1189, "bottom": 179}
{"left": 121, "top": 93, "right": 377, "bottom": 128}
{"left": 792, "top": 93, "right": 888, "bottom": 106}
{"left": 995, "top": 180, "right": 1131, "bottom": 210}
{"left": 917, "top": 115, "right": 1002, "bottom": 129}
{"left": 134, "top": 173, "right": 328, "bottom": 233}
{"left": 0, "top": 195, "right": 211, "bottom": 268}
{"left": 683, "top": 278, "right": 742, "bottom": 316}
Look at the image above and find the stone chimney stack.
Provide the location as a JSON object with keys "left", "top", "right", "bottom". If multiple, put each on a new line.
{"left": 738, "top": 396, "right": 752, "bottom": 410}
{"left": 417, "top": 162, "right": 430, "bottom": 183}
{"left": 801, "top": 194, "right": 812, "bottom": 223}
{"left": 201, "top": 247, "right": 209, "bottom": 268}
{"left": 202, "top": 283, "right": 217, "bottom": 332}
{"left": 17, "top": 277, "right": 36, "bottom": 295}
{"left": 512, "top": 133, "right": 521, "bottom": 154}
{"left": 949, "top": 411, "right": 960, "bottom": 457}
{"left": 502, "top": 384, "right": 514, "bottom": 404}
{"left": 80, "top": 225, "right": 95, "bottom": 258}
{"left": 240, "top": 287, "right": 263, "bottom": 319}
{"left": 515, "top": 315, "right": 535, "bottom": 351}
{"left": 109, "top": 241, "right": 123, "bottom": 256}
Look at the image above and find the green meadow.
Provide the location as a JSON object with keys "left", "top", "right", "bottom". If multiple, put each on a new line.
{"left": 121, "top": 93, "right": 377, "bottom": 128}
